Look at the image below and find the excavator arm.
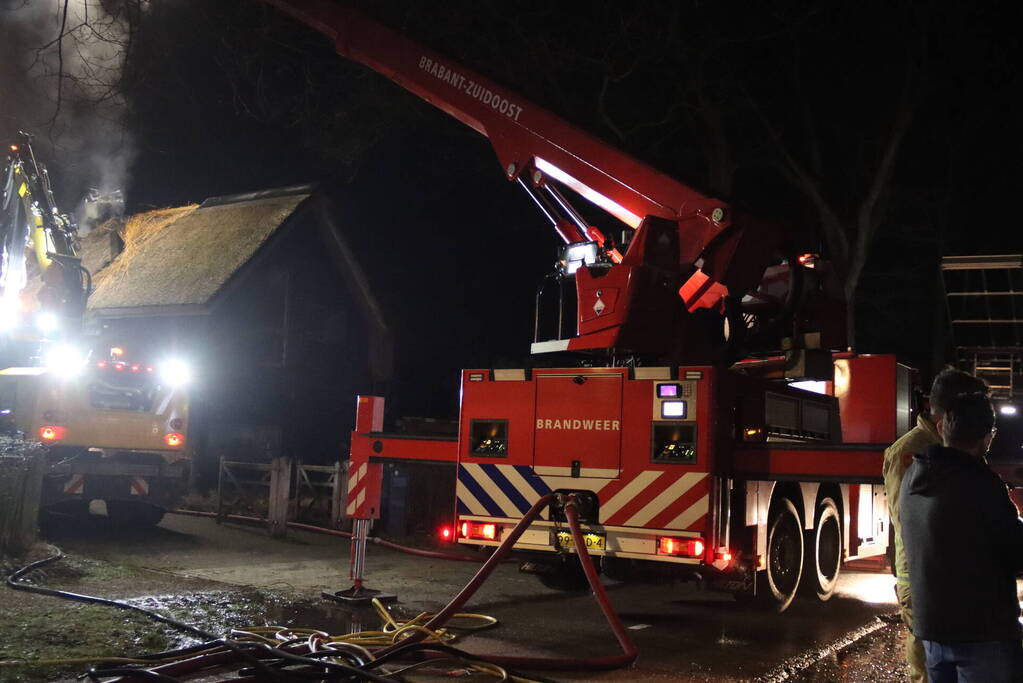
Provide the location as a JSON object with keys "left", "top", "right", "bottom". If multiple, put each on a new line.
{"left": 1, "top": 134, "right": 88, "bottom": 335}
{"left": 260, "top": 1, "right": 845, "bottom": 364}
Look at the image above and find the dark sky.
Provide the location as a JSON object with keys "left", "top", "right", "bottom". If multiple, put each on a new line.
{"left": 6, "top": 1, "right": 1023, "bottom": 419}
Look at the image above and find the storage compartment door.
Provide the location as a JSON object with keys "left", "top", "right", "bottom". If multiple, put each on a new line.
{"left": 533, "top": 374, "right": 622, "bottom": 477}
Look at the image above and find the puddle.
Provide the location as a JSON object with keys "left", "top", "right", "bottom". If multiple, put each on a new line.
{"left": 122, "top": 589, "right": 421, "bottom": 647}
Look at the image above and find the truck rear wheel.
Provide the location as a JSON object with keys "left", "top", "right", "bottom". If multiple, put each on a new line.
{"left": 764, "top": 497, "right": 804, "bottom": 611}
{"left": 105, "top": 500, "right": 165, "bottom": 527}
{"left": 802, "top": 497, "right": 841, "bottom": 601}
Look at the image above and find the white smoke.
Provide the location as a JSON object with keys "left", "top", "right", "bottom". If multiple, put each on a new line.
{"left": 0, "top": 0, "right": 135, "bottom": 221}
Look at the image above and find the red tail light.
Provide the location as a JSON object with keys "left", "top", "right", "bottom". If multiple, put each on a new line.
{"left": 114, "top": 362, "right": 125, "bottom": 371}
{"left": 39, "top": 425, "right": 66, "bottom": 442}
{"left": 96, "top": 360, "right": 108, "bottom": 369}
{"left": 130, "top": 364, "right": 141, "bottom": 373}
{"left": 163, "top": 432, "right": 185, "bottom": 447}
{"left": 458, "top": 519, "right": 500, "bottom": 541}
{"left": 440, "top": 526, "right": 452, "bottom": 540}
{"left": 657, "top": 536, "right": 705, "bottom": 558}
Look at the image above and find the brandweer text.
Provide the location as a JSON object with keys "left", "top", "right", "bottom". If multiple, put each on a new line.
{"left": 536, "top": 419, "right": 621, "bottom": 431}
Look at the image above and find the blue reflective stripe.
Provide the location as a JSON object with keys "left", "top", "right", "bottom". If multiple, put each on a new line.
{"left": 481, "top": 464, "right": 531, "bottom": 514}
{"left": 516, "top": 465, "right": 551, "bottom": 496}
{"left": 457, "top": 465, "right": 503, "bottom": 517}
{"left": 456, "top": 498, "right": 470, "bottom": 515}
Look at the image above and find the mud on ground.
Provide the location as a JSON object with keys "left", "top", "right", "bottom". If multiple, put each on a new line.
{"left": 0, "top": 544, "right": 339, "bottom": 682}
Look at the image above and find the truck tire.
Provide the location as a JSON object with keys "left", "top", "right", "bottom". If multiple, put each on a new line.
{"left": 764, "top": 497, "right": 804, "bottom": 611}
{"left": 802, "top": 497, "right": 841, "bottom": 601}
{"left": 40, "top": 499, "right": 91, "bottom": 525}
{"left": 105, "top": 500, "right": 165, "bottom": 527}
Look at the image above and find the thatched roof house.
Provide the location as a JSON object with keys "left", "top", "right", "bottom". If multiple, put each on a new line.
{"left": 82, "top": 185, "right": 391, "bottom": 475}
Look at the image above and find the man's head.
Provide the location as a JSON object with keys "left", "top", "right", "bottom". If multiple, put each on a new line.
{"left": 939, "top": 391, "right": 996, "bottom": 456}
{"left": 929, "top": 369, "right": 989, "bottom": 421}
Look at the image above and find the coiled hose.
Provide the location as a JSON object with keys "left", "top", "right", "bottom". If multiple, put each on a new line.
{"left": 6, "top": 493, "right": 636, "bottom": 679}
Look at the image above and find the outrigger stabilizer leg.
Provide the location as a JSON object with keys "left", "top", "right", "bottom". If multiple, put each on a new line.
{"left": 322, "top": 517, "right": 397, "bottom": 606}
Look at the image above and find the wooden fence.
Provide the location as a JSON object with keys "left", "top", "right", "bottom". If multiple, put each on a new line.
{"left": 0, "top": 451, "right": 46, "bottom": 556}
{"left": 216, "top": 457, "right": 347, "bottom": 537}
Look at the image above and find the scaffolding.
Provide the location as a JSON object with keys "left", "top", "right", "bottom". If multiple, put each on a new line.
{"left": 941, "top": 254, "right": 1023, "bottom": 402}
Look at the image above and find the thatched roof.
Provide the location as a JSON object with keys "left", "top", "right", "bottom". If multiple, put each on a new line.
{"left": 86, "top": 187, "right": 311, "bottom": 315}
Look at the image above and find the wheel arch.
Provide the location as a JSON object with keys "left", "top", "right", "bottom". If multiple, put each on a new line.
{"left": 816, "top": 483, "right": 844, "bottom": 529}
{"left": 771, "top": 481, "right": 807, "bottom": 529}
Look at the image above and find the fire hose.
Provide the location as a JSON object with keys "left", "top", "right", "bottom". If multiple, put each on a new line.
{"left": 5, "top": 493, "right": 637, "bottom": 679}
{"left": 172, "top": 509, "right": 492, "bottom": 563}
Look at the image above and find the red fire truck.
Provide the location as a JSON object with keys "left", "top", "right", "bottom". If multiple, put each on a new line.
{"left": 264, "top": 1, "right": 904, "bottom": 611}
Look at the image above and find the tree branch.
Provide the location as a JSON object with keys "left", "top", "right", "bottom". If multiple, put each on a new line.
{"left": 744, "top": 86, "right": 848, "bottom": 264}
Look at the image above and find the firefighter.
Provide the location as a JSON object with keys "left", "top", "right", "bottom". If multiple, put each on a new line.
{"left": 900, "top": 391, "right": 1023, "bottom": 682}
{"left": 882, "top": 369, "right": 988, "bottom": 683}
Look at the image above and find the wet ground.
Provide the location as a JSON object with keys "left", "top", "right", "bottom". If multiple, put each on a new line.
{"left": 0, "top": 510, "right": 912, "bottom": 681}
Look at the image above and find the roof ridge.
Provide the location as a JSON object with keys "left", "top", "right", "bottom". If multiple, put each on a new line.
{"left": 199, "top": 184, "right": 316, "bottom": 209}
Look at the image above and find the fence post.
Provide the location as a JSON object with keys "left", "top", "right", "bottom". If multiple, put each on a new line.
{"left": 216, "top": 456, "right": 225, "bottom": 523}
{"left": 1, "top": 452, "right": 46, "bottom": 556}
{"left": 18, "top": 453, "right": 45, "bottom": 549}
{"left": 267, "top": 456, "right": 291, "bottom": 538}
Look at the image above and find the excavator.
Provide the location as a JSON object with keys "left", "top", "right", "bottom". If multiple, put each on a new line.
{"left": 0, "top": 133, "right": 191, "bottom": 527}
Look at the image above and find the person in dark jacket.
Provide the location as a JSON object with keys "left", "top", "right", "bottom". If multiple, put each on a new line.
{"left": 900, "top": 391, "right": 1023, "bottom": 682}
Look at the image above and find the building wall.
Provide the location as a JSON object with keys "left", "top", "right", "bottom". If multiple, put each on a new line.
{"left": 90, "top": 216, "right": 380, "bottom": 490}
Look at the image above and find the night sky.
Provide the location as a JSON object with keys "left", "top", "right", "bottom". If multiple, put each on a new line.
{"left": 3, "top": 1, "right": 1022, "bottom": 421}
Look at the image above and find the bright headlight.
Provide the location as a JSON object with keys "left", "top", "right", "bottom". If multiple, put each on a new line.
{"left": 44, "top": 344, "right": 87, "bottom": 377}
{"left": 36, "top": 312, "right": 60, "bottom": 333}
{"left": 159, "top": 359, "right": 193, "bottom": 387}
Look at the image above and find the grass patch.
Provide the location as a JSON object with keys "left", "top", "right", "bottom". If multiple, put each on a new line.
{"left": 0, "top": 550, "right": 298, "bottom": 682}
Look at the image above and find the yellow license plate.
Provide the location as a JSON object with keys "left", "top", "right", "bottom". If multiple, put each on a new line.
{"left": 554, "top": 531, "right": 606, "bottom": 551}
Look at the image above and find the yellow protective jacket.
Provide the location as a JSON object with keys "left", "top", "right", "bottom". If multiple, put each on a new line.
{"left": 882, "top": 414, "right": 940, "bottom": 584}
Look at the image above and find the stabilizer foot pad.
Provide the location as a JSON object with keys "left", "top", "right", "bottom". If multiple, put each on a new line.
{"left": 321, "top": 587, "right": 397, "bottom": 606}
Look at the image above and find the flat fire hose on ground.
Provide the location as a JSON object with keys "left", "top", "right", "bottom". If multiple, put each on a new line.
{"left": 4, "top": 494, "right": 638, "bottom": 680}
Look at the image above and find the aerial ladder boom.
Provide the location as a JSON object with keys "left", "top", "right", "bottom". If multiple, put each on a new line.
{"left": 261, "top": 1, "right": 844, "bottom": 366}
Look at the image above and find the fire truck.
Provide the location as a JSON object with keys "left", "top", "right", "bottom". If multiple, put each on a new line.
{"left": 264, "top": 1, "right": 902, "bottom": 611}
{"left": 0, "top": 134, "right": 191, "bottom": 526}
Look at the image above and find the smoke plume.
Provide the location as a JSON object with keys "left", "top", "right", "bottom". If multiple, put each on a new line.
{"left": 0, "top": 0, "right": 135, "bottom": 224}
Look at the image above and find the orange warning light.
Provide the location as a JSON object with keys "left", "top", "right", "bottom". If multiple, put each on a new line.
{"left": 163, "top": 432, "right": 185, "bottom": 447}
{"left": 39, "top": 425, "right": 66, "bottom": 441}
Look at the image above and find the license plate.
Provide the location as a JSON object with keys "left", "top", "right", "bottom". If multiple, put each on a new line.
{"left": 554, "top": 530, "right": 606, "bottom": 551}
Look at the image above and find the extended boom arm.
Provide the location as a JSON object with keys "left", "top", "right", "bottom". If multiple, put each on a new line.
{"left": 261, "top": 1, "right": 845, "bottom": 365}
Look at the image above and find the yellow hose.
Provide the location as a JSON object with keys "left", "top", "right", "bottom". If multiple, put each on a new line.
{"left": 0, "top": 598, "right": 541, "bottom": 682}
